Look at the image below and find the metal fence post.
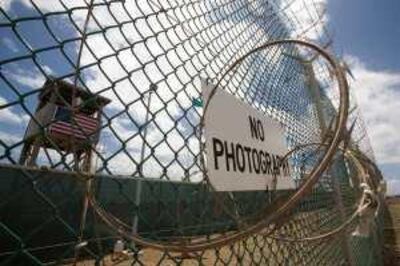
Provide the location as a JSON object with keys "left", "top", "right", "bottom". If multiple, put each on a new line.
{"left": 131, "top": 84, "right": 157, "bottom": 250}
{"left": 304, "top": 61, "right": 356, "bottom": 266}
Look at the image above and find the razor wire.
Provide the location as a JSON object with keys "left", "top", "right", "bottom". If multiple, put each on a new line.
{"left": 86, "top": 38, "right": 350, "bottom": 253}
{"left": 0, "top": 0, "right": 385, "bottom": 265}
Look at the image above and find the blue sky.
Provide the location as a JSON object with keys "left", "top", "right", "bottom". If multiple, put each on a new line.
{"left": 0, "top": 0, "right": 399, "bottom": 193}
{"left": 2, "top": 0, "right": 303, "bottom": 181}
{"left": 328, "top": 0, "right": 400, "bottom": 71}
{"left": 328, "top": 0, "right": 400, "bottom": 194}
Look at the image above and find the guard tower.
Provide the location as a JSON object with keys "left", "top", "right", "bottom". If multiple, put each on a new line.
{"left": 19, "top": 77, "right": 111, "bottom": 172}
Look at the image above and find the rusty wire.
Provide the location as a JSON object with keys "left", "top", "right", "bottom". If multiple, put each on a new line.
{"left": 0, "top": 0, "right": 385, "bottom": 265}
{"left": 267, "top": 143, "right": 383, "bottom": 243}
{"left": 87, "top": 38, "right": 350, "bottom": 252}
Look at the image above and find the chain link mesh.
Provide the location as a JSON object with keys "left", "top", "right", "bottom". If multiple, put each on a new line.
{"left": 0, "top": 0, "right": 385, "bottom": 265}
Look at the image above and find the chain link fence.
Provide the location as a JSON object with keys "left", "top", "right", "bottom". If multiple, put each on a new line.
{"left": 0, "top": 0, "right": 385, "bottom": 265}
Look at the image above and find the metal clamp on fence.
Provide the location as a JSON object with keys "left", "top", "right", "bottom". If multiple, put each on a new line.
{"left": 87, "top": 38, "right": 350, "bottom": 252}
{"left": 352, "top": 183, "right": 379, "bottom": 237}
{"left": 0, "top": 0, "right": 385, "bottom": 265}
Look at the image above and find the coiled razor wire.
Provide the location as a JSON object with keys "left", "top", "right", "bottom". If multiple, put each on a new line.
{"left": 88, "top": 39, "right": 350, "bottom": 252}
{"left": 267, "top": 143, "right": 384, "bottom": 243}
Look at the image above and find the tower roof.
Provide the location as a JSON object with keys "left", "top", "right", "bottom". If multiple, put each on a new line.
{"left": 39, "top": 77, "right": 111, "bottom": 114}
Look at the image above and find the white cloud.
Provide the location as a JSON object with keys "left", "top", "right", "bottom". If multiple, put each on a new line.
{"left": 387, "top": 179, "right": 400, "bottom": 196}
{"left": 4, "top": 0, "right": 87, "bottom": 13}
{"left": 2, "top": 37, "right": 19, "bottom": 52}
{"left": 345, "top": 55, "right": 400, "bottom": 165}
{"left": 1, "top": 0, "right": 13, "bottom": 11}
{"left": 1, "top": 0, "right": 89, "bottom": 30}
{"left": 279, "top": 0, "right": 328, "bottom": 40}
{"left": 0, "top": 107, "right": 28, "bottom": 125}
{"left": 1, "top": 0, "right": 332, "bottom": 182}
{"left": 0, "top": 130, "right": 21, "bottom": 144}
{"left": 1, "top": 0, "right": 201, "bottom": 179}
{"left": 6, "top": 70, "right": 45, "bottom": 88}
{"left": 2, "top": 65, "right": 54, "bottom": 89}
{"left": 0, "top": 96, "right": 30, "bottom": 125}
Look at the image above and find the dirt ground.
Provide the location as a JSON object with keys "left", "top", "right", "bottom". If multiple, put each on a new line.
{"left": 384, "top": 197, "right": 400, "bottom": 265}
{"left": 67, "top": 235, "right": 282, "bottom": 266}
{"left": 69, "top": 247, "right": 246, "bottom": 266}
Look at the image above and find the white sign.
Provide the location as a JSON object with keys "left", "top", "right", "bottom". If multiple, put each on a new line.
{"left": 202, "top": 79, "right": 295, "bottom": 191}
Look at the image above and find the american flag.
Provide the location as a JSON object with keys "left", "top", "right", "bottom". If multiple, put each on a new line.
{"left": 49, "top": 106, "right": 98, "bottom": 140}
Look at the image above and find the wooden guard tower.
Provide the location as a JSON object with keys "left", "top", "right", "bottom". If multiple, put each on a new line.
{"left": 19, "top": 77, "right": 111, "bottom": 172}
